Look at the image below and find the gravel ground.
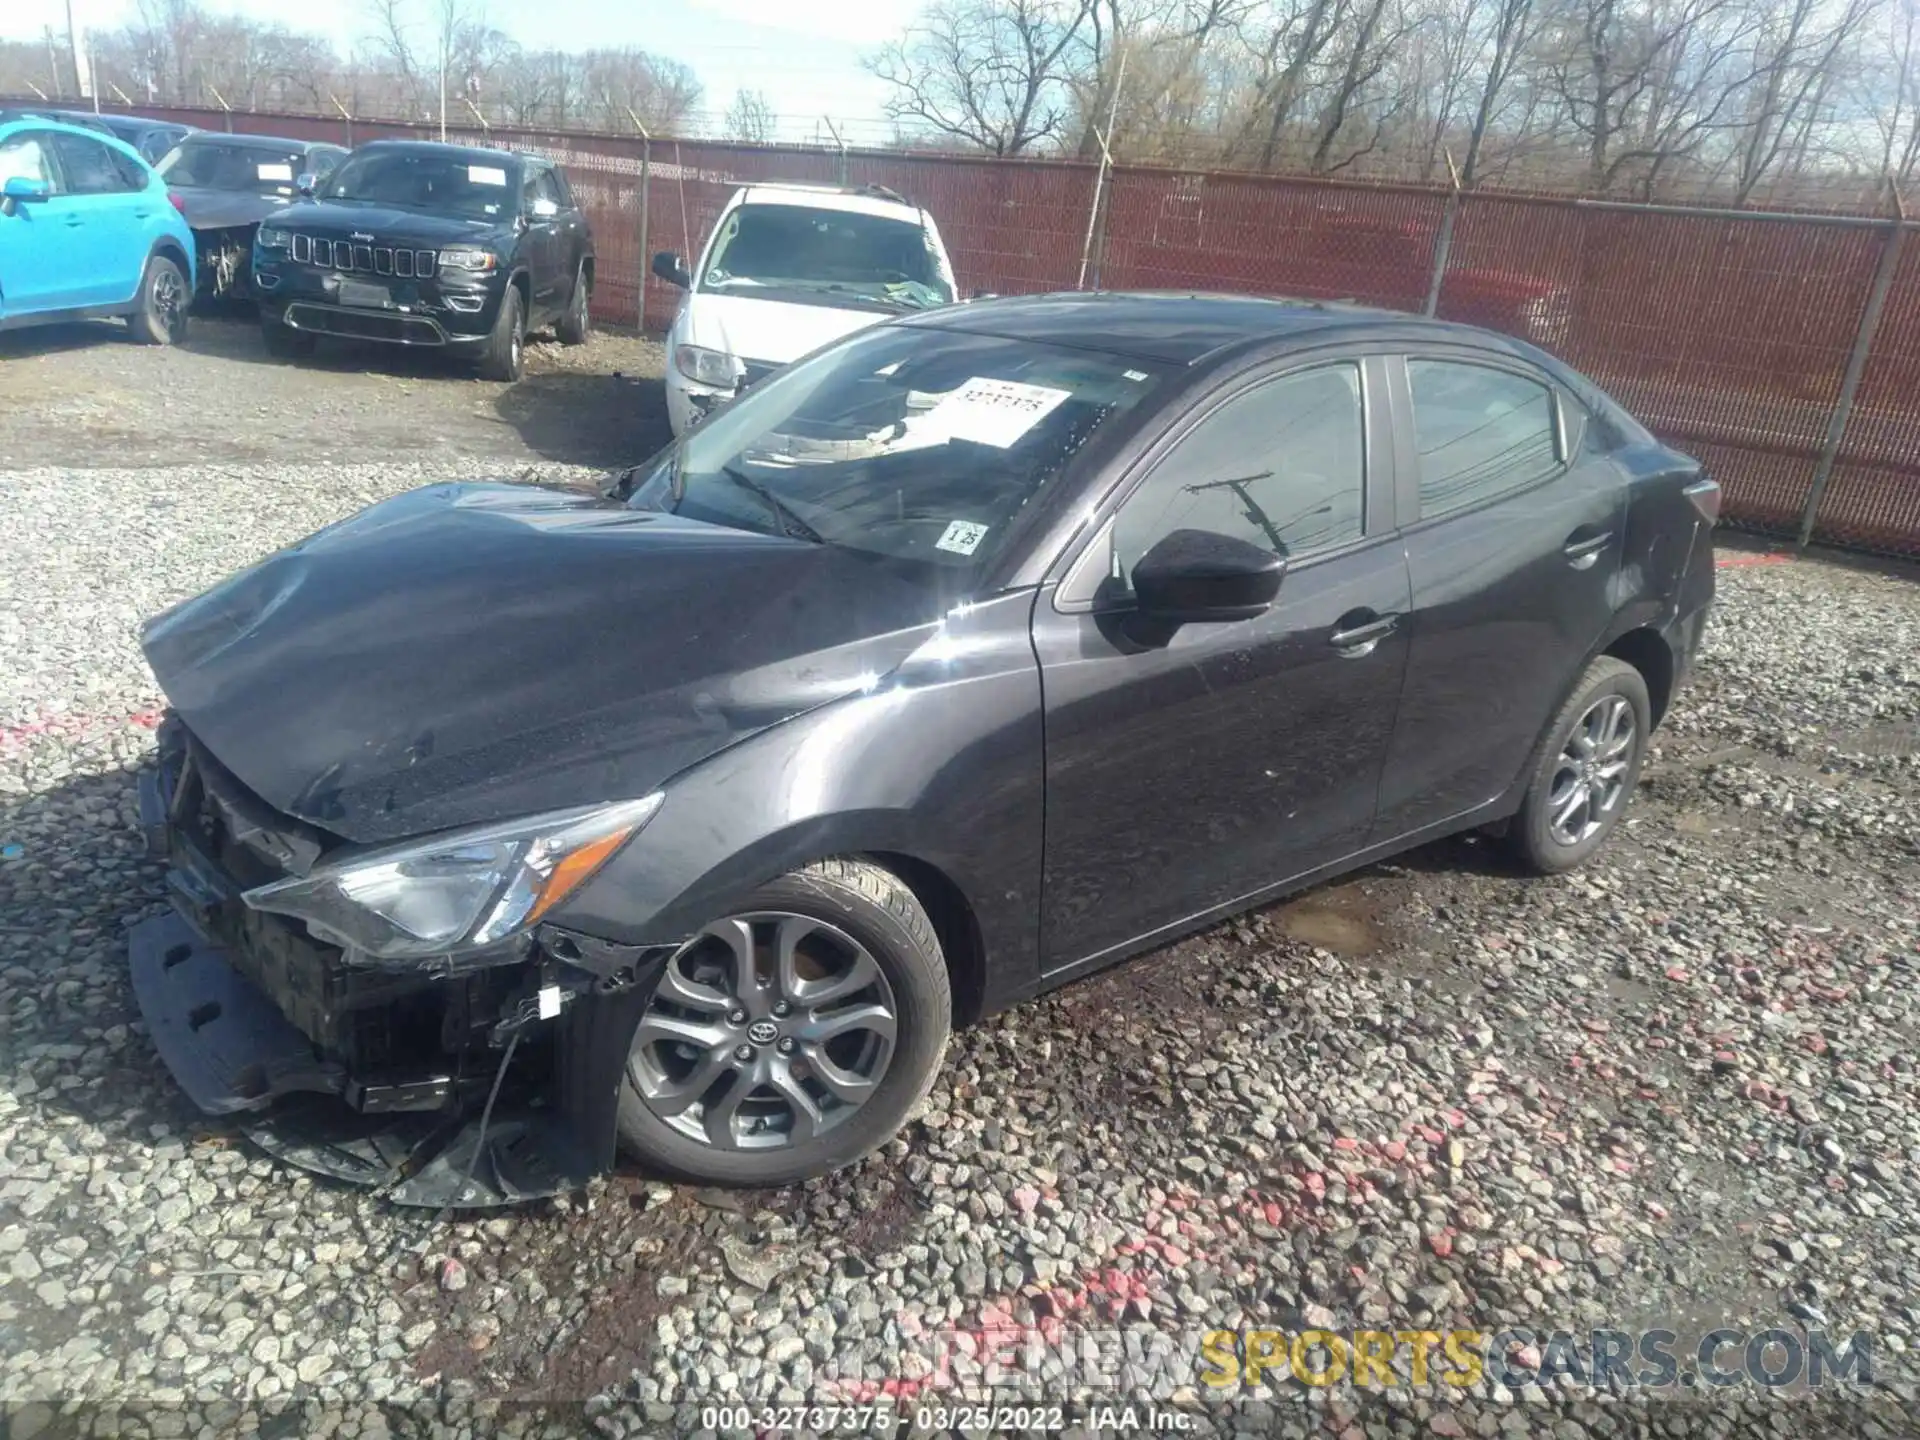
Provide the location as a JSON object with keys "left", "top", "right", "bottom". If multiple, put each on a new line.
{"left": 0, "top": 313, "right": 668, "bottom": 470}
{"left": 3, "top": 359, "right": 1920, "bottom": 1435}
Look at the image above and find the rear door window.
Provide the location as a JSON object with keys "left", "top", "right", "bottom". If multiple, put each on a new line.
{"left": 1407, "top": 359, "right": 1562, "bottom": 518}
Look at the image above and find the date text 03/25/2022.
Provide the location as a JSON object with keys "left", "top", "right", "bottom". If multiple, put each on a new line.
{"left": 698, "top": 1405, "right": 1191, "bottom": 1432}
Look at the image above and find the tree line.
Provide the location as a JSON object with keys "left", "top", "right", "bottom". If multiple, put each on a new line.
{"left": 0, "top": 0, "right": 704, "bottom": 135}
{"left": 867, "top": 0, "right": 1920, "bottom": 202}
{"left": 2, "top": 0, "right": 1914, "bottom": 203}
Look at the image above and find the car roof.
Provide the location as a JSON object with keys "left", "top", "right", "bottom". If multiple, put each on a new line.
{"left": 353, "top": 138, "right": 527, "bottom": 167}
{"left": 0, "top": 116, "right": 151, "bottom": 154}
{"left": 735, "top": 183, "right": 924, "bottom": 224}
{"left": 904, "top": 289, "right": 1535, "bottom": 366}
{"left": 84, "top": 112, "right": 168, "bottom": 132}
{"left": 180, "top": 132, "right": 324, "bottom": 150}
{"left": 899, "top": 291, "right": 1377, "bottom": 364}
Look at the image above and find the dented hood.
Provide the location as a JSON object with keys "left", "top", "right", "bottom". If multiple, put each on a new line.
{"left": 169, "top": 186, "right": 292, "bottom": 231}
{"left": 141, "top": 483, "right": 942, "bottom": 844}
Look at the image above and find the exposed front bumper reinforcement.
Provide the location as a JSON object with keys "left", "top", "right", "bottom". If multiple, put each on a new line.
{"left": 131, "top": 758, "right": 660, "bottom": 1208}
{"left": 129, "top": 909, "right": 605, "bottom": 1206}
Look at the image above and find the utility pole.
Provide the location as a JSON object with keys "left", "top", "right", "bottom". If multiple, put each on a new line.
{"left": 65, "top": 0, "right": 93, "bottom": 104}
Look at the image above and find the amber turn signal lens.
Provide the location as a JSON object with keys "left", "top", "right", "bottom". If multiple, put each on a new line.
{"left": 527, "top": 827, "right": 634, "bottom": 925}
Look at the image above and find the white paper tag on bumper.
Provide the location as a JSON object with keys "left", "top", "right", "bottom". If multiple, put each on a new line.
{"left": 925, "top": 377, "right": 1070, "bottom": 448}
{"left": 936, "top": 520, "right": 990, "bottom": 555}
{"left": 537, "top": 985, "right": 561, "bottom": 1019}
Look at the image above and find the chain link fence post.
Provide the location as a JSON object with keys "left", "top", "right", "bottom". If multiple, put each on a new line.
{"left": 1090, "top": 162, "right": 1115, "bottom": 290}
{"left": 638, "top": 131, "right": 652, "bottom": 331}
{"left": 1798, "top": 183, "right": 1908, "bottom": 550}
{"left": 624, "top": 109, "right": 652, "bottom": 332}
{"left": 1424, "top": 149, "right": 1462, "bottom": 318}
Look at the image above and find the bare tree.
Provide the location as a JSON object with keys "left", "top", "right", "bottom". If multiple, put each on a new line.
{"left": 1306, "top": 0, "right": 1411, "bottom": 172}
{"left": 576, "top": 48, "right": 701, "bottom": 131}
{"left": 1458, "top": 0, "right": 1539, "bottom": 183}
{"left": 363, "top": 0, "right": 427, "bottom": 114}
{"left": 867, "top": 0, "right": 1095, "bottom": 155}
{"left": 0, "top": 35, "right": 73, "bottom": 98}
{"left": 1238, "top": 0, "right": 1353, "bottom": 168}
{"left": 725, "top": 87, "right": 776, "bottom": 142}
{"left": 1723, "top": 0, "right": 1875, "bottom": 201}
{"left": 1871, "top": 0, "right": 1920, "bottom": 185}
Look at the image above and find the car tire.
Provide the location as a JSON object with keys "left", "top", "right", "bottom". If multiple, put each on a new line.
{"left": 1507, "top": 656, "right": 1651, "bottom": 874}
{"left": 616, "top": 858, "right": 951, "bottom": 1186}
{"left": 125, "top": 255, "right": 189, "bottom": 346}
{"left": 261, "top": 320, "right": 317, "bottom": 359}
{"left": 556, "top": 265, "right": 590, "bottom": 345}
{"left": 479, "top": 284, "right": 525, "bottom": 382}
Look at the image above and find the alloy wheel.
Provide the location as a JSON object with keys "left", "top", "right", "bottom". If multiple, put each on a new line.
{"left": 152, "top": 268, "right": 184, "bottom": 337}
{"left": 1546, "top": 693, "right": 1636, "bottom": 847}
{"left": 627, "top": 913, "right": 898, "bottom": 1150}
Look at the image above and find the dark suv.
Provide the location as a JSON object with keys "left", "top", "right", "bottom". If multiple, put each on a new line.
{"left": 251, "top": 140, "right": 593, "bottom": 381}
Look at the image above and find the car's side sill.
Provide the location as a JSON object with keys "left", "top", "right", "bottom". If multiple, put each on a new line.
{"left": 1029, "top": 792, "right": 1518, "bottom": 1000}
{"left": 0, "top": 301, "right": 136, "bottom": 331}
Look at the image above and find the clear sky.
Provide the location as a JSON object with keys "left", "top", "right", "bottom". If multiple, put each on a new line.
{"left": 4, "top": 0, "right": 922, "bottom": 141}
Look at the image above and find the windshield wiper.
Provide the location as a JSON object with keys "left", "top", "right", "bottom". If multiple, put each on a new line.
{"left": 717, "top": 464, "right": 827, "bottom": 545}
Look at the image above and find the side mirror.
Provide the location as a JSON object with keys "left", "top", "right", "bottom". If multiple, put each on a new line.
{"left": 652, "top": 250, "right": 691, "bottom": 288}
{"left": 3, "top": 175, "right": 51, "bottom": 203}
{"left": 294, "top": 172, "right": 317, "bottom": 197}
{"left": 1132, "top": 529, "right": 1286, "bottom": 624}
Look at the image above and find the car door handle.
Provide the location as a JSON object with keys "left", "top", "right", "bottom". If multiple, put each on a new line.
{"left": 1563, "top": 530, "right": 1613, "bottom": 569}
{"left": 63, "top": 214, "right": 84, "bottom": 226}
{"left": 1328, "top": 613, "right": 1398, "bottom": 656}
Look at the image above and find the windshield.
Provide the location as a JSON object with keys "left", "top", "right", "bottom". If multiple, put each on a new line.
{"left": 159, "top": 141, "right": 303, "bottom": 194}
{"left": 627, "top": 324, "right": 1162, "bottom": 574}
{"left": 319, "top": 150, "right": 515, "bottom": 219}
{"left": 700, "top": 203, "right": 952, "bottom": 310}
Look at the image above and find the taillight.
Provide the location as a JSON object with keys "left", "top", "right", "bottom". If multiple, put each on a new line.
{"left": 1684, "top": 476, "right": 1722, "bottom": 524}
{"left": 167, "top": 192, "right": 187, "bottom": 215}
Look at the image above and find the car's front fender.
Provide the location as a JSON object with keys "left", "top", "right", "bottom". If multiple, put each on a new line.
{"left": 547, "top": 588, "right": 1047, "bottom": 1012}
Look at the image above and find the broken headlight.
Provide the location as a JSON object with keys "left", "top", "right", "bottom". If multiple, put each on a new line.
{"left": 243, "top": 794, "right": 663, "bottom": 962}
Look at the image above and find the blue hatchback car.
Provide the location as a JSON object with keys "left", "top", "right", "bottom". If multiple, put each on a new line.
{"left": 0, "top": 118, "right": 196, "bottom": 345}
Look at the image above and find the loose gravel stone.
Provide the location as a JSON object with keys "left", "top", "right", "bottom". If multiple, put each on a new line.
{"left": 3, "top": 424, "right": 1917, "bottom": 1439}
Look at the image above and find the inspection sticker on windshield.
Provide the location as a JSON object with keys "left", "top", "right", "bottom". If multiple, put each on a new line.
{"left": 257, "top": 162, "right": 293, "bottom": 181}
{"left": 468, "top": 165, "right": 508, "bottom": 186}
{"left": 926, "top": 377, "right": 1070, "bottom": 448}
{"left": 936, "top": 520, "right": 990, "bottom": 555}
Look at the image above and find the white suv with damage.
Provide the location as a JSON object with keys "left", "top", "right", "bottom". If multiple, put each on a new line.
{"left": 651, "top": 182, "right": 958, "bottom": 435}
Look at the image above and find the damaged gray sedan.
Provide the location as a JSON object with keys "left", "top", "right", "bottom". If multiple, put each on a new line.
{"left": 157, "top": 133, "right": 347, "bottom": 301}
{"left": 129, "top": 294, "right": 1713, "bottom": 1207}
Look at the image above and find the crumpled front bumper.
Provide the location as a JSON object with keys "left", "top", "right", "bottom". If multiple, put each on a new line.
{"left": 130, "top": 763, "right": 655, "bottom": 1207}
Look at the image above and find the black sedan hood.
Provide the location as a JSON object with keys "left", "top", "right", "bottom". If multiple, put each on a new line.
{"left": 142, "top": 483, "right": 943, "bottom": 844}
{"left": 268, "top": 201, "right": 503, "bottom": 245}
{"left": 170, "top": 186, "right": 290, "bottom": 230}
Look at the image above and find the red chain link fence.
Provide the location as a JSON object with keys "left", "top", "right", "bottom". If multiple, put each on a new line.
{"left": 17, "top": 101, "right": 1920, "bottom": 558}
